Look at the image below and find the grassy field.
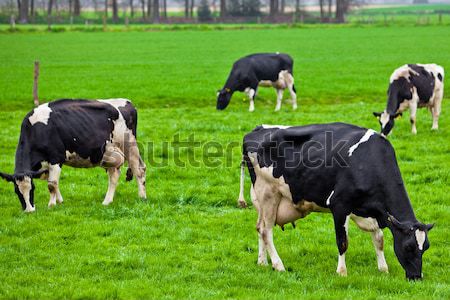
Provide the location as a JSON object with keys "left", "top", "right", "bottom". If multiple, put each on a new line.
{"left": 0, "top": 26, "right": 449, "bottom": 299}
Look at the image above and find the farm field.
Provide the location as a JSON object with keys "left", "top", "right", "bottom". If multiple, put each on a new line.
{"left": 0, "top": 25, "right": 449, "bottom": 299}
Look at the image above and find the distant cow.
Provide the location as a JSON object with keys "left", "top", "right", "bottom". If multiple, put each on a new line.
{"left": 238, "top": 123, "right": 433, "bottom": 280}
{"left": 216, "top": 53, "right": 297, "bottom": 112}
{"left": 373, "top": 64, "right": 444, "bottom": 136}
{"left": 0, "top": 99, "right": 147, "bottom": 212}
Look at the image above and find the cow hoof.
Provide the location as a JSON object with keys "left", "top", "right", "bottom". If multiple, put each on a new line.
{"left": 336, "top": 268, "right": 347, "bottom": 277}
{"left": 102, "top": 200, "right": 112, "bottom": 206}
{"left": 48, "top": 201, "right": 56, "bottom": 208}
{"left": 431, "top": 127, "right": 438, "bottom": 131}
{"left": 274, "top": 107, "right": 281, "bottom": 112}
{"left": 257, "top": 259, "right": 268, "bottom": 266}
{"left": 272, "top": 262, "right": 286, "bottom": 272}
{"left": 378, "top": 266, "right": 389, "bottom": 273}
{"left": 237, "top": 199, "right": 247, "bottom": 208}
{"left": 56, "top": 198, "right": 64, "bottom": 204}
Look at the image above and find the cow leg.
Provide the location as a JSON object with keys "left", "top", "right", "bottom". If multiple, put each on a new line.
{"left": 237, "top": 160, "right": 247, "bottom": 208}
{"left": 103, "top": 167, "right": 120, "bottom": 206}
{"left": 431, "top": 89, "right": 443, "bottom": 130}
{"left": 409, "top": 101, "right": 418, "bottom": 134}
{"left": 246, "top": 88, "right": 256, "bottom": 112}
{"left": 125, "top": 137, "right": 147, "bottom": 200}
{"left": 286, "top": 73, "right": 297, "bottom": 110}
{"left": 350, "top": 215, "right": 388, "bottom": 273}
{"left": 274, "top": 89, "right": 283, "bottom": 112}
{"left": 47, "top": 164, "right": 63, "bottom": 208}
{"left": 258, "top": 189, "right": 284, "bottom": 271}
{"left": 251, "top": 185, "right": 268, "bottom": 266}
{"left": 332, "top": 212, "right": 350, "bottom": 276}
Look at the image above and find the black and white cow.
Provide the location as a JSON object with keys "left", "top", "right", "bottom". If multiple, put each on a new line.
{"left": 373, "top": 64, "right": 444, "bottom": 136}
{"left": 216, "top": 53, "right": 297, "bottom": 112}
{"left": 0, "top": 99, "right": 147, "bottom": 212}
{"left": 238, "top": 123, "right": 433, "bottom": 280}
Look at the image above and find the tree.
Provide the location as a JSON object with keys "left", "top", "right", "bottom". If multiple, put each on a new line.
{"left": 319, "top": 0, "right": 324, "bottom": 20}
{"left": 129, "top": 0, "right": 134, "bottom": 17}
{"left": 19, "top": 0, "right": 29, "bottom": 23}
{"left": 141, "top": 0, "right": 146, "bottom": 19}
{"left": 220, "top": 0, "right": 226, "bottom": 17}
{"left": 47, "top": 0, "right": 54, "bottom": 16}
{"left": 74, "top": 0, "right": 81, "bottom": 16}
{"left": 198, "top": 0, "right": 212, "bottom": 21}
{"left": 335, "top": 0, "right": 345, "bottom": 23}
{"left": 104, "top": 0, "right": 108, "bottom": 17}
{"left": 328, "top": 0, "right": 332, "bottom": 19}
{"left": 162, "top": 0, "right": 167, "bottom": 19}
{"left": 189, "top": 0, "right": 195, "bottom": 18}
{"left": 269, "top": 0, "right": 278, "bottom": 16}
{"left": 112, "top": 0, "right": 119, "bottom": 22}
{"left": 185, "top": 0, "right": 189, "bottom": 17}
{"left": 152, "top": 0, "right": 159, "bottom": 22}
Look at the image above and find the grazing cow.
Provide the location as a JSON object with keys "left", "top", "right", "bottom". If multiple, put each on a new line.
{"left": 216, "top": 53, "right": 297, "bottom": 112}
{"left": 373, "top": 64, "right": 444, "bottom": 136}
{"left": 0, "top": 99, "right": 147, "bottom": 212}
{"left": 238, "top": 123, "right": 433, "bottom": 280}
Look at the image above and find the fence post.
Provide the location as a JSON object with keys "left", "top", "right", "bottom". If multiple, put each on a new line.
{"left": 103, "top": 15, "right": 107, "bottom": 31}
{"left": 125, "top": 16, "right": 129, "bottom": 28}
{"left": 33, "top": 61, "right": 40, "bottom": 107}
{"left": 10, "top": 15, "right": 15, "bottom": 30}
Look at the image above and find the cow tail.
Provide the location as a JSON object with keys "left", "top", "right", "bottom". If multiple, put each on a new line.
{"left": 126, "top": 168, "right": 133, "bottom": 182}
{"left": 292, "top": 84, "right": 297, "bottom": 93}
{"left": 237, "top": 157, "right": 247, "bottom": 208}
{"left": 126, "top": 105, "right": 139, "bottom": 182}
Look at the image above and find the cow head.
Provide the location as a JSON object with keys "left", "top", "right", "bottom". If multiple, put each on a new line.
{"left": 388, "top": 214, "right": 434, "bottom": 280}
{"left": 0, "top": 171, "right": 47, "bottom": 212}
{"left": 373, "top": 111, "right": 402, "bottom": 137}
{"left": 216, "top": 88, "right": 232, "bottom": 110}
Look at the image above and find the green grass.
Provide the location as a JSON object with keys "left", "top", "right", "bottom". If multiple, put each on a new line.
{"left": 0, "top": 26, "right": 449, "bottom": 299}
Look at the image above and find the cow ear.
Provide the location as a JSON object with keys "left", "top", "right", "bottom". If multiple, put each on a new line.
{"left": 394, "top": 112, "right": 403, "bottom": 119}
{"left": 388, "top": 214, "right": 408, "bottom": 231}
{"left": 418, "top": 223, "right": 434, "bottom": 232}
{"left": 31, "top": 170, "right": 48, "bottom": 179}
{"left": 0, "top": 172, "right": 14, "bottom": 182}
{"left": 373, "top": 112, "right": 382, "bottom": 118}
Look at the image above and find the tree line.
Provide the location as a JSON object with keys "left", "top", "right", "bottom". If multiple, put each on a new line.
{"left": 11, "top": 0, "right": 353, "bottom": 24}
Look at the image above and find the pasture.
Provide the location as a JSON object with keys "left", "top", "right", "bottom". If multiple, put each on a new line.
{"left": 0, "top": 25, "right": 449, "bottom": 299}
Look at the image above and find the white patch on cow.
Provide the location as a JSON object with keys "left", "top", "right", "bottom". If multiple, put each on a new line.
{"left": 29, "top": 103, "right": 52, "bottom": 126}
{"left": 380, "top": 111, "right": 390, "bottom": 130}
{"left": 98, "top": 98, "right": 130, "bottom": 109}
{"left": 348, "top": 129, "right": 376, "bottom": 157}
{"left": 16, "top": 177, "right": 34, "bottom": 212}
{"left": 326, "top": 190, "right": 334, "bottom": 206}
{"left": 247, "top": 152, "right": 328, "bottom": 228}
{"left": 261, "top": 124, "right": 292, "bottom": 129}
{"left": 415, "top": 229, "right": 426, "bottom": 251}
{"left": 337, "top": 254, "right": 347, "bottom": 276}
{"left": 390, "top": 65, "right": 417, "bottom": 83}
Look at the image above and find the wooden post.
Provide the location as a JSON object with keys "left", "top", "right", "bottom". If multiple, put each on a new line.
{"left": 10, "top": 15, "right": 15, "bottom": 29}
{"left": 33, "top": 61, "right": 40, "bottom": 106}
{"left": 438, "top": 13, "right": 442, "bottom": 24}
{"left": 125, "top": 16, "right": 129, "bottom": 28}
{"left": 103, "top": 15, "right": 107, "bottom": 31}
